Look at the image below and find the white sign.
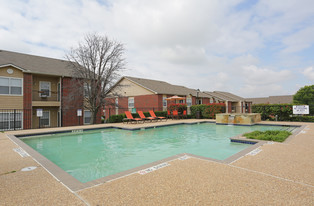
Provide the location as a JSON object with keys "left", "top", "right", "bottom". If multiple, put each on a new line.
{"left": 36, "top": 109, "right": 43, "bottom": 117}
{"left": 293, "top": 105, "right": 309, "bottom": 114}
{"left": 77, "top": 109, "right": 82, "bottom": 116}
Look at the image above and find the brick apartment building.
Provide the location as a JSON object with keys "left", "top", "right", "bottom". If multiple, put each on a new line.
{"left": 0, "top": 50, "right": 101, "bottom": 130}
{"left": 104, "top": 76, "right": 251, "bottom": 118}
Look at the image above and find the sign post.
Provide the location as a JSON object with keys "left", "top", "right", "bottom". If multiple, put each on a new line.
{"left": 293, "top": 105, "right": 309, "bottom": 115}
{"left": 77, "top": 109, "right": 82, "bottom": 125}
{"left": 36, "top": 109, "right": 43, "bottom": 128}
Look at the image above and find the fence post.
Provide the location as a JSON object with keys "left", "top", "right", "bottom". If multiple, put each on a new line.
{"left": 13, "top": 109, "right": 16, "bottom": 130}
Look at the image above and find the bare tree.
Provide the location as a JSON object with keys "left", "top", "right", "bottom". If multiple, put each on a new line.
{"left": 66, "top": 33, "right": 125, "bottom": 124}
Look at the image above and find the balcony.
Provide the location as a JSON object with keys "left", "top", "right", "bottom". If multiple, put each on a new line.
{"left": 32, "top": 90, "right": 61, "bottom": 107}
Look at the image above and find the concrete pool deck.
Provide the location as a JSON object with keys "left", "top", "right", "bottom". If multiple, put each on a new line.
{"left": 0, "top": 120, "right": 313, "bottom": 205}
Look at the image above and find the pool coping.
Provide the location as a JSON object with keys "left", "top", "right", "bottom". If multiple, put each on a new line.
{"left": 6, "top": 121, "right": 304, "bottom": 192}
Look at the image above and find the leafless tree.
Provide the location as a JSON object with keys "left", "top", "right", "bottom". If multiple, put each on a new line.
{"left": 65, "top": 33, "right": 126, "bottom": 124}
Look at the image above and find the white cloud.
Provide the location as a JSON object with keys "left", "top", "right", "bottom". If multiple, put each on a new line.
{"left": 303, "top": 67, "right": 314, "bottom": 82}
{"left": 0, "top": 0, "right": 313, "bottom": 98}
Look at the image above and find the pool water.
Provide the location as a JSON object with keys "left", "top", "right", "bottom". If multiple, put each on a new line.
{"left": 22, "top": 123, "right": 295, "bottom": 183}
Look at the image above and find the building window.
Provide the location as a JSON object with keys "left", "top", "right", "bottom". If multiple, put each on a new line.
{"left": 39, "top": 81, "right": 51, "bottom": 97}
{"left": 40, "top": 111, "right": 50, "bottom": 127}
{"left": 186, "top": 98, "right": 192, "bottom": 107}
{"left": 197, "top": 99, "right": 202, "bottom": 105}
{"left": 84, "top": 110, "right": 92, "bottom": 124}
{"left": 163, "top": 96, "right": 167, "bottom": 107}
{"left": 84, "top": 82, "right": 90, "bottom": 97}
{"left": 210, "top": 98, "right": 213, "bottom": 103}
{"left": 0, "top": 111, "right": 23, "bottom": 131}
{"left": 128, "top": 97, "right": 134, "bottom": 108}
{"left": 0, "top": 77, "right": 22, "bottom": 95}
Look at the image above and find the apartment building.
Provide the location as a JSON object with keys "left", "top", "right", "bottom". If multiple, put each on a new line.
{"left": 0, "top": 50, "right": 101, "bottom": 130}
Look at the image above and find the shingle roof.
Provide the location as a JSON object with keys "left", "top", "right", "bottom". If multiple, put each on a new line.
{"left": 124, "top": 76, "right": 211, "bottom": 97}
{"left": 248, "top": 95, "right": 293, "bottom": 104}
{"left": 203, "top": 91, "right": 250, "bottom": 102}
{"left": 0, "top": 50, "right": 74, "bottom": 77}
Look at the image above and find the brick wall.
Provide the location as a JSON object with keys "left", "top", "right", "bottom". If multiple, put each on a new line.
{"left": 61, "top": 77, "right": 84, "bottom": 126}
{"left": 202, "top": 97, "right": 210, "bottom": 104}
{"left": 23, "top": 73, "right": 32, "bottom": 129}
{"left": 134, "top": 94, "right": 163, "bottom": 112}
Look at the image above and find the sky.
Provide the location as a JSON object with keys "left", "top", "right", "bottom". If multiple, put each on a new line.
{"left": 0, "top": 0, "right": 314, "bottom": 98}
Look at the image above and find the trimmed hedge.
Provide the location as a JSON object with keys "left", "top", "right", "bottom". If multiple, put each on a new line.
{"left": 190, "top": 103, "right": 225, "bottom": 119}
{"left": 106, "top": 111, "right": 167, "bottom": 123}
{"left": 252, "top": 104, "right": 293, "bottom": 121}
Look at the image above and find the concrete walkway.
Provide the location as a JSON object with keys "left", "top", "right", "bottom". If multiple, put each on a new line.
{"left": 0, "top": 120, "right": 313, "bottom": 205}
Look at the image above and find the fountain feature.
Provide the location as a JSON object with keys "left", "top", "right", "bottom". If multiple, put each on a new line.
{"left": 216, "top": 113, "right": 261, "bottom": 125}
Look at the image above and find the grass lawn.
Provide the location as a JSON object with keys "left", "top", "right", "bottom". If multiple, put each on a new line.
{"left": 243, "top": 130, "right": 292, "bottom": 142}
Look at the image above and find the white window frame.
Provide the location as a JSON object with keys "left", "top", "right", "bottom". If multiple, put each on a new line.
{"left": 0, "top": 111, "right": 23, "bottom": 131}
{"left": 128, "top": 97, "right": 134, "bottom": 108}
{"left": 39, "top": 81, "right": 51, "bottom": 97}
{"left": 197, "top": 99, "right": 202, "bottom": 105}
{"left": 163, "top": 96, "right": 167, "bottom": 107}
{"left": 84, "top": 82, "right": 91, "bottom": 98}
{"left": 84, "top": 110, "right": 92, "bottom": 125}
{"left": 0, "top": 76, "right": 23, "bottom": 96}
{"left": 186, "top": 97, "right": 192, "bottom": 107}
{"left": 40, "top": 111, "right": 50, "bottom": 127}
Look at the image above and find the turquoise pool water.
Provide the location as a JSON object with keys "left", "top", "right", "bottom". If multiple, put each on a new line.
{"left": 21, "top": 123, "right": 295, "bottom": 183}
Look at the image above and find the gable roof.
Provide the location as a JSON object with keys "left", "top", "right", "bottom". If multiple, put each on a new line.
{"left": 0, "top": 50, "right": 74, "bottom": 77}
{"left": 114, "top": 76, "right": 212, "bottom": 97}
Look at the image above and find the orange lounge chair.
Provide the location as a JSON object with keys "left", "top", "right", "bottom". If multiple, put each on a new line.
{"left": 123, "top": 111, "right": 144, "bottom": 124}
{"left": 149, "top": 110, "right": 167, "bottom": 121}
{"left": 138, "top": 111, "right": 156, "bottom": 122}
{"left": 181, "top": 110, "right": 187, "bottom": 119}
{"left": 172, "top": 110, "right": 179, "bottom": 119}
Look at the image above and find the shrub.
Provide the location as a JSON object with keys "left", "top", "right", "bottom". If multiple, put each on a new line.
{"left": 252, "top": 104, "right": 293, "bottom": 121}
{"left": 190, "top": 103, "right": 225, "bottom": 119}
{"left": 106, "top": 114, "right": 126, "bottom": 123}
{"left": 167, "top": 103, "right": 187, "bottom": 113}
{"left": 243, "top": 130, "right": 292, "bottom": 142}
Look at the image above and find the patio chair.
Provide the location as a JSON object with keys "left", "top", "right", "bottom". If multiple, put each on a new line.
{"left": 138, "top": 111, "right": 156, "bottom": 122}
{"left": 123, "top": 111, "right": 144, "bottom": 124}
{"left": 149, "top": 110, "right": 167, "bottom": 121}
{"left": 172, "top": 110, "right": 179, "bottom": 120}
{"left": 180, "top": 110, "right": 187, "bottom": 119}
{"left": 167, "top": 110, "right": 172, "bottom": 119}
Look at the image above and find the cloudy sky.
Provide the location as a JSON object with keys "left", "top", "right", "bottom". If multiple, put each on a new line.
{"left": 1, "top": 0, "right": 314, "bottom": 97}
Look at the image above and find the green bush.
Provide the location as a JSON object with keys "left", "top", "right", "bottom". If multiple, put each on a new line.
{"left": 252, "top": 104, "right": 293, "bottom": 121}
{"left": 106, "top": 114, "right": 126, "bottom": 123}
{"left": 243, "top": 130, "right": 292, "bottom": 142}
{"left": 190, "top": 103, "right": 225, "bottom": 119}
{"left": 167, "top": 103, "right": 187, "bottom": 113}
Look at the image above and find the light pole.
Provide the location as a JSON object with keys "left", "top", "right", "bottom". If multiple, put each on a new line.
{"left": 196, "top": 89, "right": 200, "bottom": 105}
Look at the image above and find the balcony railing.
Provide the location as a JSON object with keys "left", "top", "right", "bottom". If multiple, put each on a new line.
{"left": 32, "top": 90, "right": 60, "bottom": 102}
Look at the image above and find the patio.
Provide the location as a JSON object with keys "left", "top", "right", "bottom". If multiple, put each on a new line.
{"left": 0, "top": 120, "right": 313, "bottom": 205}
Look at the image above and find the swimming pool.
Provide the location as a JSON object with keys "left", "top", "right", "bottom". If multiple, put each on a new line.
{"left": 21, "top": 123, "right": 296, "bottom": 183}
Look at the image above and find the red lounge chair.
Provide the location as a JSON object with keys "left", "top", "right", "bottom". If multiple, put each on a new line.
{"left": 172, "top": 110, "right": 179, "bottom": 119}
{"left": 123, "top": 111, "right": 144, "bottom": 124}
{"left": 149, "top": 110, "right": 167, "bottom": 121}
{"left": 138, "top": 111, "right": 156, "bottom": 122}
